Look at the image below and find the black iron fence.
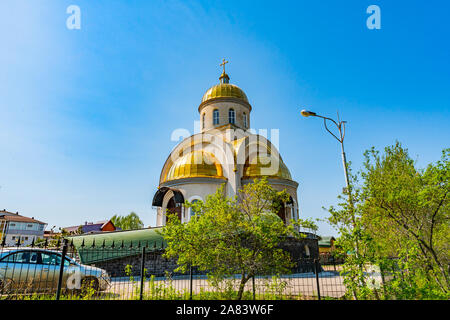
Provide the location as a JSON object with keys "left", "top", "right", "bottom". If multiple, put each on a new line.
{"left": 0, "top": 238, "right": 360, "bottom": 300}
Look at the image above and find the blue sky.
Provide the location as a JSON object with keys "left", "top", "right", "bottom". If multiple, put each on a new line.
{"left": 0, "top": 0, "right": 449, "bottom": 236}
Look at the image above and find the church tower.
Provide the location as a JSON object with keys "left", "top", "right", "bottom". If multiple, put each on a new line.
{"left": 199, "top": 59, "right": 251, "bottom": 132}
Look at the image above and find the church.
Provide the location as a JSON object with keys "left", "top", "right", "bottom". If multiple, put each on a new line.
{"left": 152, "top": 60, "right": 299, "bottom": 227}
{"left": 69, "top": 61, "right": 319, "bottom": 276}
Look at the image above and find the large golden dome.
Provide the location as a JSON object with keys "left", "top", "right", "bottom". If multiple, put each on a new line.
{"left": 162, "top": 150, "right": 224, "bottom": 183}
{"left": 242, "top": 155, "right": 292, "bottom": 180}
{"left": 201, "top": 83, "right": 249, "bottom": 104}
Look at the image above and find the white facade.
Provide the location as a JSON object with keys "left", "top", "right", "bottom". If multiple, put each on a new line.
{"left": 0, "top": 211, "right": 47, "bottom": 247}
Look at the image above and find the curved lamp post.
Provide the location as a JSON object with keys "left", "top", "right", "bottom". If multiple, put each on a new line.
{"left": 302, "top": 110, "right": 363, "bottom": 300}
{"left": 300, "top": 109, "right": 352, "bottom": 204}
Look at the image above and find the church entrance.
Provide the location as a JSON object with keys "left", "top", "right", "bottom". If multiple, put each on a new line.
{"left": 166, "top": 197, "right": 182, "bottom": 222}
{"left": 152, "top": 187, "right": 185, "bottom": 226}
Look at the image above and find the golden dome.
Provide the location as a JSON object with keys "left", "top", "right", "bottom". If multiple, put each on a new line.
{"left": 201, "top": 83, "right": 249, "bottom": 104}
{"left": 243, "top": 155, "right": 292, "bottom": 180}
{"left": 163, "top": 150, "right": 224, "bottom": 183}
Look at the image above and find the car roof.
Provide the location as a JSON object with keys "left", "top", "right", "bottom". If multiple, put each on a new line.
{"left": 0, "top": 247, "right": 63, "bottom": 256}
{"left": 0, "top": 248, "right": 79, "bottom": 263}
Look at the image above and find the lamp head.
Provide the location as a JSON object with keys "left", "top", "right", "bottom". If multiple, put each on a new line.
{"left": 300, "top": 109, "right": 317, "bottom": 117}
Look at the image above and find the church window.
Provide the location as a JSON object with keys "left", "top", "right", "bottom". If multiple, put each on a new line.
{"left": 228, "top": 108, "right": 235, "bottom": 124}
{"left": 202, "top": 113, "right": 205, "bottom": 129}
{"left": 243, "top": 112, "right": 247, "bottom": 128}
{"left": 213, "top": 109, "right": 219, "bottom": 125}
{"left": 304, "top": 245, "right": 311, "bottom": 258}
{"left": 190, "top": 199, "right": 200, "bottom": 217}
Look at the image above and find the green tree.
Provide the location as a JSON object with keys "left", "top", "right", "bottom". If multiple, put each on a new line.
{"left": 360, "top": 143, "right": 449, "bottom": 298}
{"left": 111, "top": 212, "right": 144, "bottom": 230}
{"left": 161, "top": 177, "right": 314, "bottom": 300}
{"left": 326, "top": 164, "right": 378, "bottom": 299}
{"left": 327, "top": 142, "right": 449, "bottom": 299}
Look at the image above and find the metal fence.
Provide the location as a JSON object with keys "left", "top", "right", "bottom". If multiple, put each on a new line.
{"left": 0, "top": 238, "right": 353, "bottom": 300}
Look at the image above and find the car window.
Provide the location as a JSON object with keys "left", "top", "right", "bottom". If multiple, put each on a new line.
{"left": 0, "top": 251, "right": 39, "bottom": 264}
{"left": 29, "top": 252, "right": 39, "bottom": 264}
{"left": 40, "top": 252, "right": 62, "bottom": 266}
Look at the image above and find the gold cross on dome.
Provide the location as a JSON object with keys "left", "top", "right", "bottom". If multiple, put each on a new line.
{"left": 220, "top": 58, "right": 229, "bottom": 73}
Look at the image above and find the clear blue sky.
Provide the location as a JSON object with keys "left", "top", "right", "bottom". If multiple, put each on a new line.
{"left": 0, "top": 1, "right": 449, "bottom": 236}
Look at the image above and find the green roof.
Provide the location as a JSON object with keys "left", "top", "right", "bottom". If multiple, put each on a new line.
{"left": 318, "top": 236, "right": 335, "bottom": 247}
{"left": 67, "top": 227, "right": 165, "bottom": 264}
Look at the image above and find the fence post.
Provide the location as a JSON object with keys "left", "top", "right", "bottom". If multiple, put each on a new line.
{"left": 314, "top": 259, "right": 321, "bottom": 300}
{"left": 252, "top": 276, "right": 256, "bottom": 300}
{"left": 379, "top": 263, "right": 387, "bottom": 299}
{"left": 189, "top": 264, "right": 193, "bottom": 300}
{"left": 140, "top": 246, "right": 146, "bottom": 300}
{"left": 56, "top": 238, "right": 68, "bottom": 300}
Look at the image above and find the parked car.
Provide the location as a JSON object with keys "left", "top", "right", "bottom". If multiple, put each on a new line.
{"left": 0, "top": 248, "right": 110, "bottom": 294}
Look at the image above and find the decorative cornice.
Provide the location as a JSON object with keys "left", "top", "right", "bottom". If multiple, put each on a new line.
{"left": 160, "top": 176, "right": 228, "bottom": 188}
{"left": 198, "top": 97, "right": 252, "bottom": 113}
{"left": 241, "top": 177, "right": 299, "bottom": 189}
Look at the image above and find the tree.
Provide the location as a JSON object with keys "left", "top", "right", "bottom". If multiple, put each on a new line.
{"left": 111, "top": 212, "right": 144, "bottom": 231}
{"left": 161, "top": 177, "right": 314, "bottom": 300}
{"left": 327, "top": 142, "right": 449, "bottom": 299}
{"left": 360, "top": 143, "right": 449, "bottom": 297}
{"left": 326, "top": 163, "right": 378, "bottom": 299}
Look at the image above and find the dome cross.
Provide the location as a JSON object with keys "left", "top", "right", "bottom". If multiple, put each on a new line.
{"left": 220, "top": 58, "right": 229, "bottom": 74}
{"left": 219, "top": 58, "right": 230, "bottom": 84}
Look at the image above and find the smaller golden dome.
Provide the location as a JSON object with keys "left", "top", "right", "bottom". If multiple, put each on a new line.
{"left": 163, "top": 151, "right": 224, "bottom": 182}
{"left": 243, "top": 155, "right": 292, "bottom": 180}
{"left": 201, "top": 83, "right": 249, "bottom": 104}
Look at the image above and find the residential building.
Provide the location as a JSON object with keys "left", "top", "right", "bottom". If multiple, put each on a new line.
{"left": 0, "top": 209, "right": 47, "bottom": 246}
{"left": 63, "top": 220, "right": 119, "bottom": 235}
{"left": 318, "top": 236, "right": 336, "bottom": 254}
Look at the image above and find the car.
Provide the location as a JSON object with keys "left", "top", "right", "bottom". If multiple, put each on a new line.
{"left": 0, "top": 247, "right": 110, "bottom": 294}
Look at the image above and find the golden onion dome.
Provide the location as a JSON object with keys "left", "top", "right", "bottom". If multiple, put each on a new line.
{"left": 163, "top": 150, "right": 224, "bottom": 183}
{"left": 243, "top": 155, "right": 292, "bottom": 180}
{"left": 201, "top": 83, "right": 249, "bottom": 104}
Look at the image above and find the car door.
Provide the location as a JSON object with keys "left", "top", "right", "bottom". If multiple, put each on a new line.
{"left": 38, "top": 251, "right": 73, "bottom": 292}
{"left": 0, "top": 250, "right": 40, "bottom": 292}
{"left": 38, "top": 251, "right": 62, "bottom": 291}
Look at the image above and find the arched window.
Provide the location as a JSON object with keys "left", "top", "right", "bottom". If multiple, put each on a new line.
{"left": 213, "top": 109, "right": 219, "bottom": 125}
{"left": 276, "top": 201, "right": 287, "bottom": 224}
{"left": 304, "top": 245, "right": 311, "bottom": 258}
{"left": 243, "top": 112, "right": 247, "bottom": 128}
{"left": 202, "top": 113, "right": 205, "bottom": 129}
{"left": 228, "top": 108, "right": 235, "bottom": 124}
{"left": 190, "top": 199, "right": 200, "bottom": 218}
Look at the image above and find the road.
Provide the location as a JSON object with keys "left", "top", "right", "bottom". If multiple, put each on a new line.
{"left": 103, "top": 270, "right": 347, "bottom": 300}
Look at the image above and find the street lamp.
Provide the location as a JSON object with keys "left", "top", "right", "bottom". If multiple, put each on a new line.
{"left": 302, "top": 110, "right": 362, "bottom": 299}
{"left": 300, "top": 109, "right": 352, "bottom": 203}
{"left": 300, "top": 110, "right": 317, "bottom": 117}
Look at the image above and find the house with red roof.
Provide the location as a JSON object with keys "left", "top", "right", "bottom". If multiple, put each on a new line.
{"left": 63, "top": 220, "right": 120, "bottom": 235}
{"left": 0, "top": 209, "right": 47, "bottom": 246}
